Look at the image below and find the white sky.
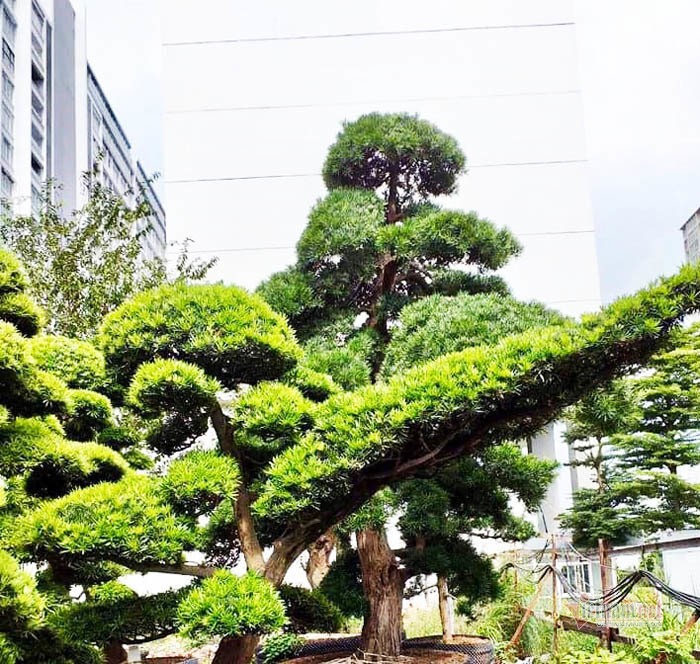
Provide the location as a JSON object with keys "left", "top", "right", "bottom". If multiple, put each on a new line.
{"left": 83, "top": 0, "right": 700, "bottom": 303}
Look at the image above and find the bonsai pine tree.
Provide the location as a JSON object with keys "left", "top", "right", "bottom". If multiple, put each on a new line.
{"left": 561, "top": 324, "right": 700, "bottom": 565}
{"left": 6, "top": 115, "right": 700, "bottom": 664}
{"left": 9, "top": 256, "right": 700, "bottom": 663}
{"left": 0, "top": 248, "right": 134, "bottom": 663}
{"left": 324, "top": 444, "right": 556, "bottom": 647}
{"left": 258, "top": 113, "right": 556, "bottom": 653}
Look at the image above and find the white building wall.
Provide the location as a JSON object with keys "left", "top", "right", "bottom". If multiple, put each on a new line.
{"left": 161, "top": 0, "right": 601, "bottom": 320}
{"left": 162, "top": 0, "right": 601, "bottom": 537}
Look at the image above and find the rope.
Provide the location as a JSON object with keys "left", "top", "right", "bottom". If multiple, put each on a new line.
{"left": 502, "top": 563, "right": 700, "bottom": 616}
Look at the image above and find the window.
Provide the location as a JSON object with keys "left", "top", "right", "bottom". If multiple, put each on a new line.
{"left": 1, "top": 135, "right": 12, "bottom": 164}
{"left": 2, "top": 40, "right": 14, "bottom": 72}
{"left": 31, "top": 186, "right": 41, "bottom": 214}
{"left": 31, "top": 122, "right": 43, "bottom": 152}
{"left": 560, "top": 562, "right": 591, "bottom": 594}
{"left": 2, "top": 104, "right": 13, "bottom": 134}
{"left": 31, "top": 152, "right": 43, "bottom": 177}
{"left": 3, "top": 9, "right": 16, "bottom": 45}
{"left": 31, "top": 2, "right": 45, "bottom": 35}
{"left": 31, "top": 91, "right": 43, "bottom": 118}
{"left": 2, "top": 73, "right": 12, "bottom": 103}
{"left": 1, "top": 167, "right": 12, "bottom": 198}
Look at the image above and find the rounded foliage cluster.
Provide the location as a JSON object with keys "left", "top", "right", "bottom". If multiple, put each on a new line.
{"left": 28, "top": 335, "right": 106, "bottom": 390}
{"left": 0, "top": 248, "right": 30, "bottom": 294}
{"left": 161, "top": 450, "right": 240, "bottom": 518}
{"left": 12, "top": 475, "right": 193, "bottom": 567}
{"left": 0, "top": 248, "right": 45, "bottom": 337}
{"left": 0, "top": 292, "right": 45, "bottom": 337}
{"left": 381, "top": 292, "right": 566, "bottom": 377}
{"left": 100, "top": 283, "right": 302, "bottom": 388}
{"left": 377, "top": 208, "right": 521, "bottom": 270}
{"left": 296, "top": 189, "right": 384, "bottom": 296}
{"left": 52, "top": 581, "right": 189, "bottom": 647}
{"left": 127, "top": 359, "right": 221, "bottom": 418}
{"left": 282, "top": 365, "right": 339, "bottom": 402}
{"left": 322, "top": 113, "right": 465, "bottom": 203}
{"left": 177, "top": 571, "right": 286, "bottom": 641}
{"left": 64, "top": 389, "right": 114, "bottom": 441}
{"left": 0, "top": 322, "right": 69, "bottom": 417}
{"left": 127, "top": 359, "right": 220, "bottom": 455}
{"left": 278, "top": 584, "right": 346, "bottom": 633}
{"left": 232, "top": 382, "right": 315, "bottom": 464}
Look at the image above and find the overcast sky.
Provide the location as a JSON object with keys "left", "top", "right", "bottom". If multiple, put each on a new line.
{"left": 84, "top": 0, "right": 700, "bottom": 303}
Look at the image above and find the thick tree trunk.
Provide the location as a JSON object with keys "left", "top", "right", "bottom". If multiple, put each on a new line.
{"left": 356, "top": 527, "right": 404, "bottom": 658}
{"left": 104, "top": 640, "right": 127, "bottom": 664}
{"left": 212, "top": 635, "right": 260, "bottom": 664}
{"left": 437, "top": 575, "right": 455, "bottom": 643}
{"left": 306, "top": 530, "right": 336, "bottom": 588}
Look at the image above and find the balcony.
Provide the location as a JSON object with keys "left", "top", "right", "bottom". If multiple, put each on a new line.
{"left": 31, "top": 31, "right": 43, "bottom": 59}
{"left": 31, "top": 78, "right": 44, "bottom": 101}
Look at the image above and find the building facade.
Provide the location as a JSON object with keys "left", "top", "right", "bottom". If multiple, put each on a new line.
{"left": 0, "top": 0, "right": 165, "bottom": 259}
{"left": 682, "top": 207, "right": 700, "bottom": 263}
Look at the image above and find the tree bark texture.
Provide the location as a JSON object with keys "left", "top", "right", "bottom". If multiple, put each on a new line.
{"left": 357, "top": 527, "right": 404, "bottom": 658}
{"left": 306, "top": 530, "right": 337, "bottom": 588}
{"left": 437, "top": 575, "right": 455, "bottom": 643}
{"left": 212, "top": 635, "right": 260, "bottom": 664}
{"left": 104, "top": 640, "right": 127, "bottom": 664}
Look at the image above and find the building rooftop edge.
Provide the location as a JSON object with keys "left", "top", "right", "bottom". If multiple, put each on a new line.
{"left": 137, "top": 161, "right": 166, "bottom": 219}
{"left": 681, "top": 206, "right": 700, "bottom": 231}
{"left": 87, "top": 64, "right": 132, "bottom": 151}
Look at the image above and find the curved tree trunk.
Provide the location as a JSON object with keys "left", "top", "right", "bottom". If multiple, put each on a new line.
{"left": 104, "top": 640, "right": 127, "bottom": 664}
{"left": 212, "top": 635, "right": 260, "bottom": 664}
{"left": 356, "top": 527, "right": 404, "bottom": 658}
{"left": 306, "top": 530, "right": 337, "bottom": 588}
{"left": 437, "top": 575, "right": 455, "bottom": 643}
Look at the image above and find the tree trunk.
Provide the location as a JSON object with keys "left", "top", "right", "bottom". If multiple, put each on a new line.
{"left": 356, "top": 527, "right": 404, "bottom": 658}
{"left": 104, "top": 640, "right": 127, "bottom": 664}
{"left": 212, "top": 635, "right": 260, "bottom": 664}
{"left": 306, "top": 529, "right": 337, "bottom": 588}
{"left": 437, "top": 575, "right": 455, "bottom": 643}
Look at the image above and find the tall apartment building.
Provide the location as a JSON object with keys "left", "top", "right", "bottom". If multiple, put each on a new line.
{"left": 682, "top": 207, "right": 700, "bottom": 263}
{"left": 0, "top": 0, "right": 165, "bottom": 260}
{"left": 162, "top": 0, "right": 601, "bottom": 537}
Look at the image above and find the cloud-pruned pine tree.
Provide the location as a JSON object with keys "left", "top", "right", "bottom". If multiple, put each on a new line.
{"left": 6, "top": 115, "right": 700, "bottom": 664}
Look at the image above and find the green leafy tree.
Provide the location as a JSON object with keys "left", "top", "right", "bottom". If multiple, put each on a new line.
{"left": 0, "top": 248, "right": 135, "bottom": 663}
{"left": 561, "top": 325, "right": 700, "bottom": 585}
{"left": 0, "top": 173, "right": 215, "bottom": 339}
{"left": 258, "top": 113, "right": 558, "bottom": 653}
{"left": 6, "top": 115, "right": 700, "bottom": 664}
{"left": 12, "top": 257, "right": 700, "bottom": 664}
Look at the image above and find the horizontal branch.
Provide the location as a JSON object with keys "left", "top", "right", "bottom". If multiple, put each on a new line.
{"left": 123, "top": 561, "right": 218, "bottom": 579}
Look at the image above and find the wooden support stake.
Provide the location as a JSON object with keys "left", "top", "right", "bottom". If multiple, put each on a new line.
{"left": 552, "top": 535, "right": 559, "bottom": 655}
{"left": 508, "top": 575, "right": 547, "bottom": 649}
{"left": 682, "top": 610, "right": 700, "bottom": 635}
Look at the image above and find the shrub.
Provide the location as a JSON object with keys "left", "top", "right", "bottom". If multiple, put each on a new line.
{"left": 100, "top": 283, "right": 302, "bottom": 387}
{"left": 278, "top": 584, "right": 346, "bottom": 633}
{"left": 178, "top": 571, "right": 286, "bottom": 641}
{"left": 28, "top": 335, "right": 106, "bottom": 390}
{"left": 259, "top": 633, "right": 305, "bottom": 664}
{"left": 64, "top": 389, "right": 114, "bottom": 441}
